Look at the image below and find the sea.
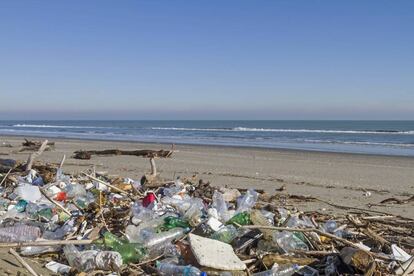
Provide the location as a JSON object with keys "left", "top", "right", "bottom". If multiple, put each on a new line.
{"left": 0, "top": 120, "right": 414, "bottom": 157}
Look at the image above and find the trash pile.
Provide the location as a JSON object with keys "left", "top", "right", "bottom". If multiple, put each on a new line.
{"left": 0, "top": 155, "right": 413, "bottom": 275}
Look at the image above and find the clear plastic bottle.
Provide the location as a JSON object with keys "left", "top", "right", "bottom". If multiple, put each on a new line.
{"left": 274, "top": 231, "right": 309, "bottom": 252}
{"left": 20, "top": 245, "right": 60, "bottom": 256}
{"left": 236, "top": 189, "right": 258, "bottom": 214}
{"left": 63, "top": 244, "right": 123, "bottom": 272}
{"left": 126, "top": 214, "right": 170, "bottom": 243}
{"left": 0, "top": 224, "right": 41, "bottom": 242}
{"left": 144, "top": 227, "right": 189, "bottom": 248}
{"left": 210, "top": 225, "right": 238, "bottom": 243}
{"left": 212, "top": 190, "right": 230, "bottom": 222}
{"left": 156, "top": 261, "right": 204, "bottom": 276}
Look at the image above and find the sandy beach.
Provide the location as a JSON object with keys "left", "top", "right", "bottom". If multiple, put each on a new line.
{"left": 2, "top": 135, "right": 413, "bottom": 219}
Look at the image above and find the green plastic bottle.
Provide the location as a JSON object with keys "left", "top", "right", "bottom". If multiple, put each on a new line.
{"left": 226, "top": 212, "right": 251, "bottom": 226}
{"left": 158, "top": 216, "right": 190, "bottom": 231}
{"left": 103, "top": 232, "right": 147, "bottom": 263}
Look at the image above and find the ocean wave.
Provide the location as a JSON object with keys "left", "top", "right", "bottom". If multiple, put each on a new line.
{"left": 12, "top": 124, "right": 110, "bottom": 129}
{"left": 151, "top": 126, "right": 414, "bottom": 135}
{"left": 303, "top": 139, "right": 414, "bottom": 148}
{"left": 150, "top": 127, "right": 231, "bottom": 131}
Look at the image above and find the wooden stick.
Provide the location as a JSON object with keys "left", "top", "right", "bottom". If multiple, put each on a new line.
{"left": 0, "top": 167, "right": 12, "bottom": 186}
{"left": 59, "top": 154, "right": 66, "bottom": 169}
{"left": 241, "top": 225, "right": 392, "bottom": 260}
{"left": 0, "top": 239, "right": 94, "bottom": 248}
{"left": 150, "top": 157, "right": 156, "bottom": 176}
{"left": 25, "top": 139, "right": 48, "bottom": 172}
{"left": 9, "top": 248, "right": 39, "bottom": 276}
{"left": 82, "top": 172, "right": 130, "bottom": 196}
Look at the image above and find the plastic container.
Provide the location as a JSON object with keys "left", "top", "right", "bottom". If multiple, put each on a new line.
{"left": 156, "top": 261, "right": 204, "bottom": 276}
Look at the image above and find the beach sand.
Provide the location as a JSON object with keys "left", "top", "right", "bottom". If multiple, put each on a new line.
{"left": 0, "top": 135, "right": 414, "bottom": 274}
{"left": 1, "top": 135, "right": 413, "bottom": 217}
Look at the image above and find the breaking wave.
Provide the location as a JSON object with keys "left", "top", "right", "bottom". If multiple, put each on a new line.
{"left": 151, "top": 127, "right": 414, "bottom": 135}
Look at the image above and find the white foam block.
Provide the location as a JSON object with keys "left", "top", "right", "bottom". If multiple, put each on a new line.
{"left": 189, "top": 233, "right": 246, "bottom": 271}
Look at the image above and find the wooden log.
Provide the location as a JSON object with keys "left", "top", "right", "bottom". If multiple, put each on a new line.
{"left": 73, "top": 149, "right": 173, "bottom": 160}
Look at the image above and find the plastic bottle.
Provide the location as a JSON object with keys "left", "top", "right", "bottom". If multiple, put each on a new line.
{"left": 63, "top": 245, "right": 123, "bottom": 272}
{"left": 226, "top": 211, "right": 251, "bottom": 226}
{"left": 161, "top": 196, "right": 192, "bottom": 214}
{"left": 159, "top": 216, "right": 190, "bottom": 231}
{"left": 252, "top": 264, "right": 300, "bottom": 276}
{"left": 236, "top": 189, "right": 258, "bottom": 214}
{"left": 103, "top": 232, "right": 147, "bottom": 264}
{"left": 156, "top": 261, "right": 204, "bottom": 276}
{"left": 183, "top": 198, "right": 204, "bottom": 226}
{"left": 131, "top": 202, "right": 155, "bottom": 222}
{"left": 126, "top": 214, "right": 171, "bottom": 243}
{"left": 20, "top": 245, "right": 60, "bottom": 256}
{"left": 212, "top": 190, "right": 230, "bottom": 222}
{"left": 0, "top": 224, "right": 41, "bottom": 242}
{"left": 210, "top": 225, "right": 238, "bottom": 243}
{"left": 144, "top": 227, "right": 189, "bottom": 248}
{"left": 274, "top": 231, "right": 309, "bottom": 253}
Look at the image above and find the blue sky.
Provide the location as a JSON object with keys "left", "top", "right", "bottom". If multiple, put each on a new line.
{"left": 0, "top": 1, "right": 413, "bottom": 120}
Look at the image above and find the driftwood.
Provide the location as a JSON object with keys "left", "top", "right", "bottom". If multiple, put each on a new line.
{"left": 73, "top": 147, "right": 175, "bottom": 188}
{"left": 25, "top": 140, "right": 48, "bottom": 172}
{"left": 73, "top": 149, "right": 173, "bottom": 160}
{"left": 19, "top": 139, "right": 55, "bottom": 152}
{"left": 379, "top": 196, "right": 414, "bottom": 205}
{"left": 22, "top": 138, "right": 55, "bottom": 147}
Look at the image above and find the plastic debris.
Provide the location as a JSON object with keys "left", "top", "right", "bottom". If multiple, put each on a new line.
{"left": 0, "top": 146, "right": 412, "bottom": 275}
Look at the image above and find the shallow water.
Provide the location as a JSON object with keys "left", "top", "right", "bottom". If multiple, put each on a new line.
{"left": 1, "top": 120, "right": 414, "bottom": 156}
